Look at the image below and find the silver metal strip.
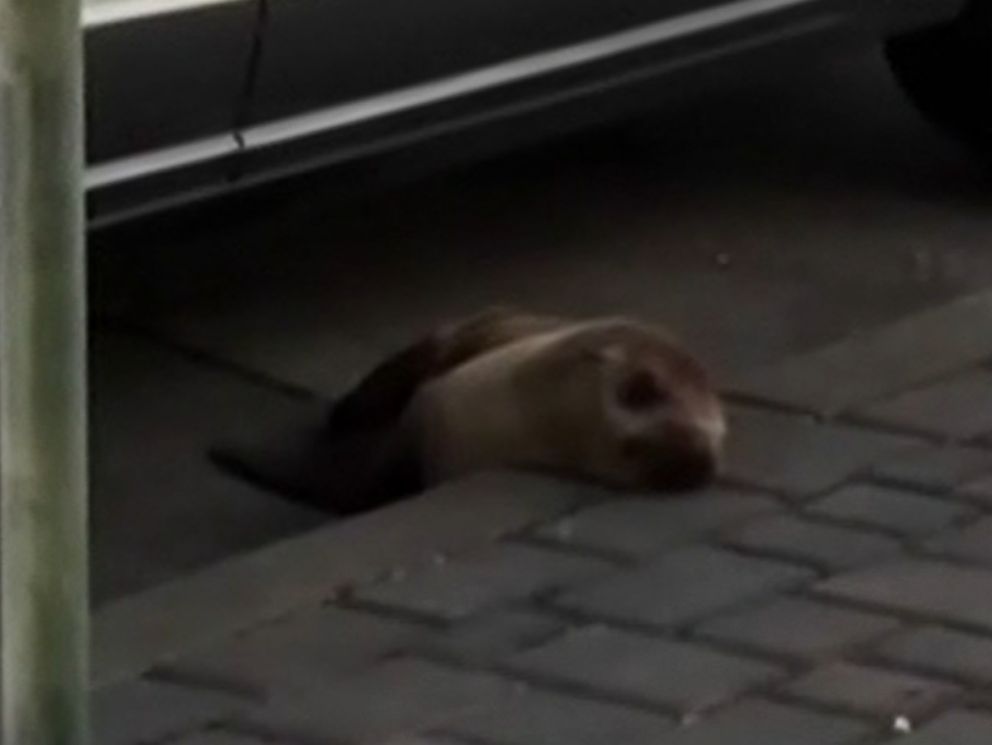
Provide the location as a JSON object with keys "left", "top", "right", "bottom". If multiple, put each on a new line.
{"left": 242, "top": 0, "right": 821, "bottom": 150}
{"left": 85, "top": 135, "right": 236, "bottom": 188}
{"left": 83, "top": 0, "right": 246, "bottom": 28}
{"left": 85, "top": 0, "right": 825, "bottom": 190}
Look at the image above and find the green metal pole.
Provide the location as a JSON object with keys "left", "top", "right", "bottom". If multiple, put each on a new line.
{"left": 0, "top": 0, "right": 90, "bottom": 739}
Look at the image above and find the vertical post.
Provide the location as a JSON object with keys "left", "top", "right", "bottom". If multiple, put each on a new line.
{"left": 0, "top": 0, "right": 90, "bottom": 740}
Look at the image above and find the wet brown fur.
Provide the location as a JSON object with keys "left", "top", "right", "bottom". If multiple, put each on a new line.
{"left": 326, "top": 307, "right": 725, "bottom": 499}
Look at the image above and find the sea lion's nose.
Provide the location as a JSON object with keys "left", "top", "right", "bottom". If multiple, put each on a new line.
{"left": 652, "top": 449, "right": 719, "bottom": 491}
{"left": 644, "top": 423, "right": 722, "bottom": 492}
{"left": 666, "top": 420, "right": 726, "bottom": 491}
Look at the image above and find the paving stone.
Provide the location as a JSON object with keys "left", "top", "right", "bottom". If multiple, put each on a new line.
{"left": 808, "top": 484, "right": 970, "bottom": 538}
{"left": 94, "top": 679, "right": 243, "bottom": 745}
{"left": 96, "top": 469, "right": 589, "bottom": 688}
{"left": 860, "top": 369, "right": 992, "bottom": 439}
{"left": 163, "top": 605, "right": 427, "bottom": 699}
{"left": 240, "top": 657, "right": 511, "bottom": 744}
{"left": 414, "top": 608, "right": 564, "bottom": 664}
{"left": 695, "top": 597, "right": 899, "bottom": 661}
{"left": 506, "top": 626, "right": 781, "bottom": 713}
{"left": 874, "top": 626, "right": 992, "bottom": 685}
{"left": 444, "top": 687, "right": 675, "bottom": 745}
{"left": 785, "top": 662, "right": 957, "bottom": 718}
{"left": 722, "top": 406, "right": 914, "bottom": 497}
{"left": 882, "top": 710, "right": 992, "bottom": 745}
{"left": 957, "top": 474, "right": 992, "bottom": 508}
{"left": 818, "top": 558, "right": 992, "bottom": 632}
{"left": 355, "top": 544, "right": 610, "bottom": 621}
{"left": 873, "top": 445, "right": 992, "bottom": 492}
{"left": 172, "top": 733, "right": 268, "bottom": 745}
{"left": 558, "top": 546, "right": 812, "bottom": 628}
{"left": 656, "top": 699, "right": 868, "bottom": 745}
{"left": 723, "top": 514, "right": 901, "bottom": 572}
{"left": 927, "top": 517, "right": 992, "bottom": 565}
{"left": 729, "top": 291, "right": 992, "bottom": 417}
{"left": 535, "top": 489, "right": 777, "bottom": 558}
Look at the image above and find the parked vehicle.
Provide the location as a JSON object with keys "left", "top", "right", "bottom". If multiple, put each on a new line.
{"left": 85, "top": 0, "right": 985, "bottom": 227}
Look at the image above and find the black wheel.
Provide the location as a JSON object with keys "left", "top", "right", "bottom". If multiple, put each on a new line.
{"left": 885, "top": 2, "right": 992, "bottom": 155}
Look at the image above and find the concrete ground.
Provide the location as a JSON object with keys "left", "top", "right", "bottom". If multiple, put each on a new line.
{"left": 87, "top": 43, "right": 992, "bottom": 604}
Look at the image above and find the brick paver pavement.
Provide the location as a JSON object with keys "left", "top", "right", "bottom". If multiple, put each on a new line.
{"left": 93, "top": 295, "right": 992, "bottom": 744}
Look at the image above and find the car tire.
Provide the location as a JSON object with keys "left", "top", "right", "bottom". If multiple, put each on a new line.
{"left": 885, "top": 2, "right": 992, "bottom": 155}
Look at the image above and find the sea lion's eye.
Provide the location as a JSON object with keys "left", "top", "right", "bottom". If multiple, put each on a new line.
{"left": 617, "top": 370, "right": 669, "bottom": 410}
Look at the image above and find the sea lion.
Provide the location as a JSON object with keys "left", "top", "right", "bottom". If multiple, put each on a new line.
{"left": 213, "top": 307, "right": 726, "bottom": 514}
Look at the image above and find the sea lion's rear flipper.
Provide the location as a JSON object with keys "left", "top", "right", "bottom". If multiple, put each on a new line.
{"left": 209, "top": 405, "right": 422, "bottom": 515}
{"left": 328, "top": 306, "right": 564, "bottom": 432}
{"left": 212, "top": 307, "right": 566, "bottom": 512}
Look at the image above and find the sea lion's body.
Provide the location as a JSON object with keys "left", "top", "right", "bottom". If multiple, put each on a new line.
{"left": 214, "top": 308, "right": 726, "bottom": 514}
{"left": 326, "top": 309, "right": 726, "bottom": 507}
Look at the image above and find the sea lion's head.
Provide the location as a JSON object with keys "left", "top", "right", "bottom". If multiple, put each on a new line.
{"left": 600, "top": 339, "right": 725, "bottom": 491}
{"left": 534, "top": 321, "right": 726, "bottom": 493}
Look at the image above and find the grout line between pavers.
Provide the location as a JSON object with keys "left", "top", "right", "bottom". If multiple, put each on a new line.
{"left": 98, "top": 319, "right": 323, "bottom": 402}
{"left": 501, "top": 533, "right": 636, "bottom": 567}
{"left": 185, "top": 724, "right": 283, "bottom": 745}
{"left": 708, "top": 539, "right": 832, "bottom": 577}
{"left": 906, "top": 545, "right": 992, "bottom": 572}
{"left": 532, "top": 584, "right": 844, "bottom": 672}
{"left": 429, "top": 730, "right": 510, "bottom": 745}
{"left": 965, "top": 698, "right": 992, "bottom": 715}
{"left": 698, "top": 615, "right": 916, "bottom": 681}
{"left": 835, "top": 411, "right": 953, "bottom": 444}
{"left": 143, "top": 665, "right": 267, "bottom": 704}
{"left": 224, "top": 717, "right": 351, "bottom": 745}
{"left": 716, "top": 471, "right": 893, "bottom": 507}
{"left": 508, "top": 492, "right": 793, "bottom": 568}
{"left": 483, "top": 662, "right": 685, "bottom": 721}
{"left": 790, "top": 511, "right": 942, "bottom": 543}
{"left": 408, "top": 644, "right": 696, "bottom": 723}
{"left": 799, "top": 587, "right": 992, "bottom": 642}
{"left": 721, "top": 391, "right": 826, "bottom": 418}
{"left": 761, "top": 685, "right": 959, "bottom": 733}
{"left": 334, "top": 596, "right": 461, "bottom": 630}
{"left": 714, "top": 476, "right": 821, "bottom": 505}
{"left": 855, "top": 647, "right": 992, "bottom": 692}
{"left": 864, "top": 474, "right": 992, "bottom": 513}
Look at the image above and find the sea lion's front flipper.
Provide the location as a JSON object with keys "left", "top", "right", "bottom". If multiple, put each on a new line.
{"left": 328, "top": 306, "right": 564, "bottom": 433}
